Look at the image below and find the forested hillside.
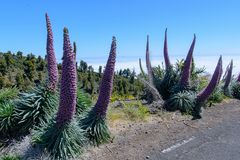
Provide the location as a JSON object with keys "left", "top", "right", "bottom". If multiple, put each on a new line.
{"left": 0, "top": 51, "right": 144, "bottom": 99}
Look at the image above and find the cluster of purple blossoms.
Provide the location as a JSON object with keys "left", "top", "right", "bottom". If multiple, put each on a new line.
{"left": 45, "top": 13, "right": 58, "bottom": 91}
{"left": 93, "top": 37, "right": 116, "bottom": 118}
{"left": 56, "top": 28, "right": 77, "bottom": 125}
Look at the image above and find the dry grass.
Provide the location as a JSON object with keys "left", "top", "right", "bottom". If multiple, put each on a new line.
{"left": 107, "top": 101, "right": 149, "bottom": 122}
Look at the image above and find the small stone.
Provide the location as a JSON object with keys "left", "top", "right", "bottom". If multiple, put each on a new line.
{"left": 146, "top": 156, "right": 150, "bottom": 159}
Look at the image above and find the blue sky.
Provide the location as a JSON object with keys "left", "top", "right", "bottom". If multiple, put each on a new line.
{"left": 0, "top": 0, "right": 240, "bottom": 68}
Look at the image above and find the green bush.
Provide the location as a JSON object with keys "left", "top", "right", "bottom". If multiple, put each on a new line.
{"left": 14, "top": 87, "right": 58, "bottom": 134}
{"left": 108, "top": 101, "right": 149, "bottom": 121}
{"left": 0, "top": 87, "right": 19, "bottom": 103}
{"left": 0, "top": 154, "right": 21, "bottom": 160}
{"left": 165, "top": 91, "right": 195, "bottom": 114}
{"left": 110, "top": 93, "right": 135, "bottom": 102}
{"left": 231, "top": 81, "right": 240, "bottom": 99}
{"left": 80, "top": 109, "right": 111, "bottom": 146}
{"left": 208, "top": 86, "right": 225, "bottom": 104}
{"left": 33, "top": 119, "right": 86, "bottom": 159}
{"left": 123, "top": 101, "right": 149, "bottom": 121}
{"left": 76, "top": 89, "right": 92, "bottom": 114}
{"left": 195, "top": 76, "right": 209, "bottom": 92}
{"left": 0, "top": 101, "right": 16, "bottom": 137}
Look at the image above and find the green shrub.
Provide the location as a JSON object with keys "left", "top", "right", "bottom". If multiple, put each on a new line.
{"left": 208, "top": 86, "right": 225, "bottom": 104}
{"left": 0, "top": 101, "right": 16, "bottom": 137}
{"left": 33, "top": 119, "right": 86, "bottom": 159}
{"left": 165, "top": 91, "right": 195, "bottom": 114}
{"left": 107, "top": 108, "right": 125, "bottom": 121}
{"left": 108, "top": 101, "right": 149, "bottom": 121}
{"left": 123, "top": 101, "right": 149, "bottom": 121}
{"left": 231, "top": 81, "right": 240, "bottom": 99}
{"left": 76, "top": 89, "right": 92, "bottom": 114}
{"left": 157, "top": 66, "right": 179, "bottom": 100}
{"left": 80, "top": 109, "right": 111, "bottom": 146}
{"left": 110, "top": 93, "right": 135, "bottom": 102}
{"left": 194, "top": 76, "right": 209, "bottom": 92}
{"left": 14, "top": 87, "right": 58, "bottom": 134}
{"left": 0, "top": 87, "right": 19, "bottom": 103}
{"left": 0, "top": 154, "right": 21, "bottom": 160}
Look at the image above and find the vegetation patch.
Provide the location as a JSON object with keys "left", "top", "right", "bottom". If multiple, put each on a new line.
{"left": 108, "top": 101, "right": 149, "bottom": 122}
{"left": 0, "top": 154, "right": 21, "bottom": 160}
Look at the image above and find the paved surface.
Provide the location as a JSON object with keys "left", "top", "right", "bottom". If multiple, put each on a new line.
{"left": 153, "top": 114, "right": 240, "bottom": 160}
{"left": 82, "top": 100, "right": 240, "bottom": 160}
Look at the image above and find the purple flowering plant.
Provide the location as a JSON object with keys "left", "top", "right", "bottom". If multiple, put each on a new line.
{"left": 81, "top": 37, "right": 116, "bottom": 146}
{"left": 138, "top": 30, "right": 222, "bottom": 119}
{"left": 35, "top": 28, "right": 86, "bottom": 159}
{"left": 45, "top": 13, "right": 58, "bottom": 92}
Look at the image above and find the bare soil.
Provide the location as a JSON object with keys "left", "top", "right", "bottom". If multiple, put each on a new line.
{"left": 82, "top": 99, "right": 240, "bottom": 160}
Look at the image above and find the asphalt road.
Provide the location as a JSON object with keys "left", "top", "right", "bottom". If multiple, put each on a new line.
{"left": 153, "top": 114, "right": 240, "bottom": 160}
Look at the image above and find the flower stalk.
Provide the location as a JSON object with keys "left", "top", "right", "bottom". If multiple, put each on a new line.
{"left": 45, "top": 13, "right": 58, "bottom": 91}
{"left": 196, "top": 56, "right": 223, "bottom": 102}
{"left": 179, "top": 35, "right": 196, "bottom": 87}
{"left": 93, "top": 36, "right": 116, "bottom": 117}
{"left": 56, "top": 28, "right": 77, "bottom": 125}
{"left": 164, "top": 28, "right": 171, "bottom": 68}
{"left": 145, "top": 35, "right": 154, "bottom": 86}
{"left": 81, "top": 37, "right": 116, "bottom": 146}
{"left": 223, "top": 60, "right": 233, "bottom": 92}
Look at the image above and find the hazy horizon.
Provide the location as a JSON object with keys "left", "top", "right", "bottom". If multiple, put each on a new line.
{"left": 84, "top": 54, "right": 239, "bottom": 75}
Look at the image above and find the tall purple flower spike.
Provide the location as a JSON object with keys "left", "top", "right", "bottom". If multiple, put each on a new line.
{"left": 93, "top": 37, "right": 116, "bottom": 117}
{"left": 164, "top": 28, "right": 171, "bottom": 68}
{"left": 145, "top": 35, "right": 154, "bottom": 86}
{"left": 237, "top": 74, "right": 240, "bottom": 82}
{"left": 237, "top": 69, "right": 240, "bottom": 82}
{"left": 179, "top": 35, "right": 196, "bottom": 87}
{"left": 45, "top": 13, "right": 58, "bottom": 91}
{"left": 56, "top": 28, "right": 77, "bottom": 125}
{"left": 197, "top": 56, "right": 223, "bottom": 102}
{"left": 223, "top": 60, "right": 233, "bottom": 90}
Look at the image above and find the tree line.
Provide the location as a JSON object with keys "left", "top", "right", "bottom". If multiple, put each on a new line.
{"left": 0, "top": 51, "right": 144, "bottom": 99}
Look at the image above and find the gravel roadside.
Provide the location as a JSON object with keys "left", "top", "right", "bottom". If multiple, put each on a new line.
{"left": 82, "top": 99, "right": 240, "bottom": 160}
